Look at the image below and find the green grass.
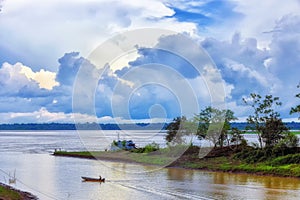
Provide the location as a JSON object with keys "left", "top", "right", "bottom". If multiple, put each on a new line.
{"left": 0, "top": 185, "right": 21, "bottom": 200}
{"left": 173, "top": 154, "right": 300, "bottom": 177}
{"left": 269, "top": 154, "right": 300, "bottom": 166}
{"left": 55, "top": 150, "right": 177, "bottom": 166}
{"left": 129, "top": 153, "right": 175, "bottom": 165}
{"left": 53, "top": 148, "right": 300, "bottom": 177}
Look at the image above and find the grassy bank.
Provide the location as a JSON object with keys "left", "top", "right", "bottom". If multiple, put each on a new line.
{"left": 0, "top": 183, "right": 37, "bottom": 200}
{"left": 53, "top": 150, "right": 176, "bottom": 166}
{"left": 0, "top": 185, "right": 21, "bottom": 200}
{"left": 53, "top": 146, "right": 300, "bottom": 178}
{"left": 173, "top": 155, "right": 300, "bottom": 177}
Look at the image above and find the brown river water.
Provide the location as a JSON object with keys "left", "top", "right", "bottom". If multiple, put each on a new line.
{"left": 1, "top": 130, "right": 300, "bottom": 200}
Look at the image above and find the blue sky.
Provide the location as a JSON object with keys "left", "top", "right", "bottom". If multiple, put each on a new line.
{"left": 0, "top": 0, "right": 300, "bottom": 123}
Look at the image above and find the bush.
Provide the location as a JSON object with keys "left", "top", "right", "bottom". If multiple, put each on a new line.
{"left": 131, "top": 142, "right": 159, "bottom": 153}
{"left": 144, "top": 142, "right": 159, "bottom": 153}
{"left": 270, "top": 154, "right": 300, "bottom": 166}
{"left": 234, "top": 148, "right": 268, "bottom": 163}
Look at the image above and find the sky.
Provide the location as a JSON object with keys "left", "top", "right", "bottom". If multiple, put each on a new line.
{"left": 0, "top": 0, "right": 300, "bottom": 124}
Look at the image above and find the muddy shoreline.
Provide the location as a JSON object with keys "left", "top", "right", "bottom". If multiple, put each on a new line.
{"left": 0, "top": 183, "right": 38, "bottom": 200}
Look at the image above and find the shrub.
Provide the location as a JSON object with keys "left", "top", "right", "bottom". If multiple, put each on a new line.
{"left": 270, "top": 154, "right": 300, "bottom": 166}
{"left": 234, "top": 148, "right": 268, "bottom": 163}
{"left": 131, "top": 142, "right": 159, "bottom": 153}
{"left": 144, "top": 142, "right": 159, "bottom": 153}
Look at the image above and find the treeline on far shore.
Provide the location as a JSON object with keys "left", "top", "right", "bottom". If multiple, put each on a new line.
{"left": 0, "top": 122, "right": 299, "bottom": 131}
{"left": 0, "top": 123, "right": 167, "bottom": 130}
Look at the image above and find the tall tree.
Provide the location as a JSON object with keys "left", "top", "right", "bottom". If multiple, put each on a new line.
{"left": 194, "top": 107, "right": 237, "bottom": 147}
{"left": 290, "top": 83, "right": 300, "bottom": 119}
{"left": 165, "top": 116, "right": 189, "bottom": 145}
{"left": 261, "top": 117, "right": 289, "bottom": 148}
{"left": 243, "top": 93, "right": 292, "bottom": 149}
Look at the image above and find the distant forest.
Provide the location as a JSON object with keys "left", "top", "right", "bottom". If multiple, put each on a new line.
{"left": 0, "top": 123, "right": 167, "bottom": 130}
{"left": 0, "top": 122, "right": 299, "bottom": 130}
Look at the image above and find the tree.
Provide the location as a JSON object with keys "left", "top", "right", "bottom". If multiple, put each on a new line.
{"left": 165, "top": 116, "right": 189, "bottom": 145}
{"left": 194, "top": 107, "right": 237, "bottom": 147}
{"left": 222, "top": 110, "right": 238, "bottom": 147}
{"left": 243, "top": 93, "right": 293, "bottom": 149}
{"left": 228, "top": 128, "right": 246, "bottom": 148}
{"left": 290, "top": 83, "right": 300, "bottom": 119}
{"left": 261, "top": 117, "right": 288, "bottom": 148}
{"left": 273, "top": 132, "right": 299, "bottom": 156}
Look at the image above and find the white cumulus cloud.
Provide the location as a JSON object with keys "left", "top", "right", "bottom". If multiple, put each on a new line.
{"left": 0, "top": 62, "right": 58, "bottom": 91}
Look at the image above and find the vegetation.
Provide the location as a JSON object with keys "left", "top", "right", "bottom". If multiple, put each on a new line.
{"left": 55, "top": 87, "right": 300, "bottom": 178}
{"left": 0, "top": 123, "right": 167, "bottom": 130}
{"left": 243, "top": 93, "right": 298, "bottom": 152}
{"left": 131, "top": 142, "right": 160, "bottom": 153}
{"left": 227, "top": 128, "right": 246, "bottom": 148}
{"left": 243, "top": 93, "right": 281, "bottom": 148}
{"left": 165, "top": 116, "right": 189, "bottom": 144}
{"left": 163, "top": 90, "right": 300, "bottom": 177}
{"left": 290, "top": 83, "right": 300, "bottom": 119}
{"left": 194, "top": 107, "right": 239, "bottom": 147}
{"left": 165, "top": 107, "right": 245, "bottom": 148}
{"left": 0, "top": 183, "right": 37, "bottom": 200}
{"left": 0, "top": 185, "right": 21, "bottom": 200}
{"left": 54, "top": 145, "right": 300, "bottom": 177}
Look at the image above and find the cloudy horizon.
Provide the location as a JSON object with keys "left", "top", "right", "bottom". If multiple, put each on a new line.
{"left": 0, "top": 0, "right": 300, "bottom": 124}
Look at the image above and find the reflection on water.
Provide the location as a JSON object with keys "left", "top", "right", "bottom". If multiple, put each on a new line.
{"left": 212, "top": 172, "right": 300, "bottom": 190}
{"left": 1, "top": 153, "right": 300, "bottom": 200}
{"left": 1, "top": 131, "right": 300, "bottom": 199}
{"left": 167, "top": 167, "right": 194, "bottom": 181}
{"left": 165, "top": 168, "right": 300, "bottom": 200}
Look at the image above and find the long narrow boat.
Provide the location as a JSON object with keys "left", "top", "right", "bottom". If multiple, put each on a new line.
{"left": 81, "top": 176, "right": 105, "bottom": 182}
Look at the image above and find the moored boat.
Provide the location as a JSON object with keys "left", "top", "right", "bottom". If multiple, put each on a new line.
{"left": 81, "top": 176, "right": 105, "bottom": 182}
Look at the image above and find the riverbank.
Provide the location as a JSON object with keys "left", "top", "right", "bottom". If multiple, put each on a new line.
{"left": 0, "top": 183, "right": 37, "bottom": 200}
{"left": 53, "top": 146, "right": 300, "bottom": 178}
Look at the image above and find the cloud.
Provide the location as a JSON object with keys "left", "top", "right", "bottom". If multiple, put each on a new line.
{"left": 1, "top": 1, "right": 300, "bottom": 123}
{"left": 166, "top": 0, "right": 242, "bottom": 26}
{"left": 201, "top": 32, "right": 273, "bottom": 102}
{"left": 128, "top": 47, "right": 199, "bottom": 79}
{"left": 224, "top": 60, "right": 269, "bottom": 87}
{"left": 0, "top": 107, "right": 169, "bottom": 124}
{"left": 201, "top": 14, "right": 300, "bottom": 119}
{"left": 231, "top": 0, "right": 300, "bottom": 46}
{"left": 266, "top": 15, "right": 300, "bottom": 114}
{"left": 0, "top": 54, "right": 83, "bottom": 114}
{"left": 0, "top": 107, "right": 95, "bottom": 124}
{"left": 0, "top": 0, "right": 198, "bottom": 70}
{"left": 106, "top": 33, "right": 228, "bottom": 119}
{"left": 56, "top": 52, "right": 85, "bottom": 86}
{"left": 268, "top": 15, "right": 300, "bottom": 81}
{"left": 0, "top": 62, "right": 57, "bottom": 96}
{"left": 19, "top": 64, "right": 59, "bottom": 90}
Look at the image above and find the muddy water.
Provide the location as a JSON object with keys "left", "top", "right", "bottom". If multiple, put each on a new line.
{"left": 1, "top": 131, "right": 300, "bottom": 200}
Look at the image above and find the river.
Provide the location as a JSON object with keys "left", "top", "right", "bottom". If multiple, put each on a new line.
{"left": 1, "top": 130, "right": 300, "bottom": 200}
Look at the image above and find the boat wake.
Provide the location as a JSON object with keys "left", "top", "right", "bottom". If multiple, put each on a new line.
{"left": 108, "top": 180, "right": 215, "bottom": 200}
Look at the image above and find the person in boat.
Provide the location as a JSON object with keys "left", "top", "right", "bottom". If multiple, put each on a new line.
{"left": 99, "top": 176, "right": 102, "bottom": 180}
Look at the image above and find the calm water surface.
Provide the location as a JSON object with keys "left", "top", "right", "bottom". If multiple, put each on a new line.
{"left": 1, "top": 130, "right": 300, "bottom": 200}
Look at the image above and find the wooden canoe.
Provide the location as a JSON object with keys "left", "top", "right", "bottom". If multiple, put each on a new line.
{"left": 81, "top": 176, "right": 105, "bottom": 182}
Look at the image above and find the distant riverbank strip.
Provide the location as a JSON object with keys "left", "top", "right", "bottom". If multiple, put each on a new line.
{"left": 0, "top": 183, "right": 37, "bottom": 200}
{"left": 0, "top": 122, "right": 299, "bottom": 131}
{"left": 53, "top": 146, "right": 300, "bottom": 178}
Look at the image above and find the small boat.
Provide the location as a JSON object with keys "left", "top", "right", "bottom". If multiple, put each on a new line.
{"left": 81, "top": 176, "right": 105, "bottom": 183}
